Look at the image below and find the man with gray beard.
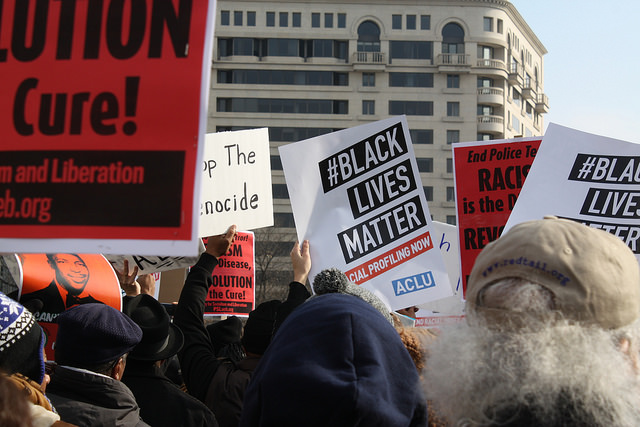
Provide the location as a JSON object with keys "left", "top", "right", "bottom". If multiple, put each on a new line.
{"left": 424, "top": 217, "right": 640, "bottom": 426}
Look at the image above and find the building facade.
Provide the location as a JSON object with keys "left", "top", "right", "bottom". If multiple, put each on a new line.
{"left": 210, "top": 0, "right": 548, "bottom": 231}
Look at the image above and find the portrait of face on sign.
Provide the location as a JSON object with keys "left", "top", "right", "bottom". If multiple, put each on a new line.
{"left": 18, "top": 253, "right": 121, "bottom": 323}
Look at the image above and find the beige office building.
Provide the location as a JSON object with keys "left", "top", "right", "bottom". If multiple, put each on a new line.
{"left": 209, "top": 0, "right": 548, "bottom": 230}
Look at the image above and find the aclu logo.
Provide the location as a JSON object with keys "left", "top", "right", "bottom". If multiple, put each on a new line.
{"left": 392, "top": 271, "right": 435, "bottom": 296}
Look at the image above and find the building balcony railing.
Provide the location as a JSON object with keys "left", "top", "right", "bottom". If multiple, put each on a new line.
{"left": 436, "top": 53, "right": 470, "bottom": 67}
{"left": 353, "top": 51, "right": 386, "bottom": 64}
{"left": 535, "top": 93, "right": 549, "bottom": 113}
{"left": 522, "top": 78, "right": 537, "bottom": 100}
{"left": 508, "top": 63, "right": 524, "bottom": 86}
{"left": 475, "top": 58, "right": 507, "bottom": 72}
{"left": 477, "top": 115, "right": 504, "bottom": 134}
{"left": 477, "top": 87, "right": 504, "bottom": 106}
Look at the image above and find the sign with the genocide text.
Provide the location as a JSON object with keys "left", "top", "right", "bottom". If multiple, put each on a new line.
{"left": 279, "top": 116, "right": 452, "bottom": 311}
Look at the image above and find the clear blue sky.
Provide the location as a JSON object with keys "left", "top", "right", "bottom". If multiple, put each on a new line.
{"left": 510, "top": 1, "right": 640, "bottom": 143}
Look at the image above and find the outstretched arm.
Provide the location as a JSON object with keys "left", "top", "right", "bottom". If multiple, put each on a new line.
{"left": 173, "top": 225, "right": 237, "bottom": 402}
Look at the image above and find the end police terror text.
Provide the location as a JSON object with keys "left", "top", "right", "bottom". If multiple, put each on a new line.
{"left": 3, "top": 0, "right": 193, "bottom": 136}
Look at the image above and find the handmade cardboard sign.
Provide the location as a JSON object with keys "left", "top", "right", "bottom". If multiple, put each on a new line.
{"left": 279, "top": 116, "right": 452, "bottom": 311}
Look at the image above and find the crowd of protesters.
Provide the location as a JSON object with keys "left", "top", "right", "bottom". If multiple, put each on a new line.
{"left": 2, "top": 216, "right": 640, "bottom": 426}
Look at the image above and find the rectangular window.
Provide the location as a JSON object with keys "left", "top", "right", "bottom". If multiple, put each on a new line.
{"left": 272, "top": 184, "right": 289, "bottom": 199}
{"left": 446, "top": 158, "right": 453, "bottom": 173}
{"left": 389, "top": 101, "right": 433, "bottom": 116}
{"left": 478, "top": 105, "right": 493, "bottom": 116}
{"left": 266, "top": 12, "right": 275, "bottom": 27}
{"left": 362, "top": 100, "right": 375, "bottom": 115}
{"left": 420, "top": 15, "right": 430, "bottom": 30}
{"left": 247, "top": 11, "right": 256, "bottom": 26}
{"left": 234, "top": 11, "right": 242, "bottom": 26}
{"left": 447, "top": 102, "right": 460, "bottom": 117}
{"left": 497, "top": 19, "right": 503, "bottom": 34}
{"left": 417, "top": 158, "right": 434, "bottom": 173}
{"left": 338, "top": 13, "right": 346, "bottom": 28}
{"left": 447, "top": 74, "right": 460, "bottom": 88}
{"left": 513, "top": 89, "right": 521, "bottom": 107}
{"left": 446, "top": 187, "right": 456, "bottom": 202}
{"left": 312, "top": 13, "right": 320, "bottom": 27}
{"left": 221, "top": 10, "right": 230, "bottom": 25}
{"left": 292, "top": 12, "right": 301, "bottom": 27}
{"left": 389, "top": 72, "right": 434, "bottom": 87}
{"left": 483, "top": 17, "right": 493, "bottom": 31}
{"left": 410, "top": 129, "right": 433, "bottom": 144}
{"left": 423, "top": 186, "right": 433, "bottom": 201}
{"left": 362, "top": 72, "right": 375, "bottom": 87}
{"left": 279, "top": 12, "right": 288, "bottom": 27}
{"left": 325, "top": 13, "right": 333, "bottom": 28}
{"left": 406, "top": 15, "right": 416, "bottom": 30}
{"left": 392, "top": 14, "right": 402, "bottom": 29}
{"left": 447, "top": 130, "right": 460, "bottom": 144}
{"left": 390, "top": 41, "right": 432, "bottom": 59}
{"left": 446, "top": 215, "right": 457, "bottom": 225}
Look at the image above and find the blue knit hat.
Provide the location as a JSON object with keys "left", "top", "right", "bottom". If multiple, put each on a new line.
{"left": 55, "top": 303, "right": 142, "bottom": 366}
{"left": 0, "top": 292, "right": 45, "bottom": 384}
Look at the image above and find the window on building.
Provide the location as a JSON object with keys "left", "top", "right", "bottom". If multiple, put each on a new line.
{"left": 447, "top": 102, "right": 460, "bottom": 117}
{"left": 423, "top": 186, "right": 433, "bottom": 201}
{"left": 312, "top": 13, "right": 320, "bottom": 27}
{"left": 513, "top": 88, "right": 521, "bottom": 107}
{"left": 357, "top": 21, "right": 381, "bottom": 52}
{"left": 221, "top": 10, "right": 230, "bottom": 25}
{"left": 217, "top": 97, "right": 348, "bottom": 115}
{"left": 272, "top": 184, "right": 289, "bottom": 199}
{"left": 218, "top": 69, "right": 348, "bottom": 86}
{"left": 390, "top": 41, "right": 432, "bottom": 59}
{"left": 338, "top": 13, "right": 346, "bottom": 28}
{"left": 446, "top": 215, "right": 457, "bottom": 225}
{"left": 279, "top": 12, "right": 288, "bottom": 27}
{"left": 497, "top": 19, "right": 503, "bottom": 34}
{"left": 392, "top": 14, "right": 402, "bottom": 29}
{"left": 512, "top": 115, "right": 521, "bottom": 132}
{"left": 389, "top": 101, "right": 433, "bottom": 116}
{"left": 417, "top": 158, "right": 434, "bottom": 173}
{"left": 270, "top": 155, "right": 283, "bottom": 170}
{"left": 362, "top": 72, "right": 375, "bottom": 87}
{"left": 274, "top": 212, "right": 295, "bottom": 227}
{"left": 447, "top": 130, "right": 460, "bottom": 144}
{"left": 266, "top": 12, "right": 275, "bottom": 27}
{"left": 389, "top": 72, "right": 433, "bottom": 87}
{"left": 442, "top": 22, "right": 465, "bottom": 53}
{"left": 420, "top": 15, "right": 430, "bottom": 30}
{"left": 478, "top": 105, "right": 493, "bottom": 116}
{"left": 480, "top": 45, "right": 493, "bottom": 59}
{"left": 478, "top": 133, "right": 493, "bottom": 141}
{"left": 247, "top": 11, "right": 256, "bottom": 26}
{"left": 233, "top": 11, "right": 242, "bottom": 26}
{"left": 526, "top": 102, "right": 533, "bottom": 118}
{"left": 406, "top": 15, "right": 416, "bottom": 30}
{"left": 446, "top": 158, "right": 453, "bottom": 173}
{"left": 478, "top": 77, "right": 493, "bottom": 87}
{"left": 446, "top": 186, "right": 456, "bottom": 201}
{"left": 483, "top": 17, "right": 493, "bottom": 31}
{"left": 292, "top": 12, "right": 301, "bottom": 27}
{"left": 362, "top": 100, "right": 375, "bottom": 115}
{"left": 325, "top": 13, "right": 333, "bottom": 28}
{"left": 447, "top": 74, "right": 460, "bottom": 88}
{"left": 410, "top": 129, "right": 433, "bottom": 144}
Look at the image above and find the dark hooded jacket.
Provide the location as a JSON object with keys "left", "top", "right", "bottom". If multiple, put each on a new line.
{"left": 239, "top": 293, "right": 428, "bottom": 427}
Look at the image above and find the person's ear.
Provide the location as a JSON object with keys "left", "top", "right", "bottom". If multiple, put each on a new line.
{"left": 111, "top": 357, "right": 127, "bottom": 381}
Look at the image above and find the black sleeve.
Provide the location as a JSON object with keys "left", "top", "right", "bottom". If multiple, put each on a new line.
{"left": 173, "top": 252, "right": 221, "bottom": 402}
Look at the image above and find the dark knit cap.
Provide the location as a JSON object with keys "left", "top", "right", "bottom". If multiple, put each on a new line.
{"left": 241, "top": 300, "right": 281, "bottom": 355}
{"left": 55, "top": 303, "right": 142, "bottom": 366}
{"left": 0, "top": 292, "right": 45, "bottom": 384}
{"left": 206, "top": 316, "right": 243, "bottom": 354}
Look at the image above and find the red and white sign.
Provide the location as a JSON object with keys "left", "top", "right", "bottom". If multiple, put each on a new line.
{"left": 0, "top": 0, "right": 217, "bottom": 256}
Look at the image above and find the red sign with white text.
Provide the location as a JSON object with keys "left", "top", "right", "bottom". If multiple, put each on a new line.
{"left": 0, "top": 1, "right": 215, "bottom": 253}
{"left": 205, "top": 232, "right": 256, "bottom": 317}
{"left": 454, "top": 138, "right": 541, "bottom": 296}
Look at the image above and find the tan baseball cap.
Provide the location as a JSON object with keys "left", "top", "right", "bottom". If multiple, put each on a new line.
{"left": 467, "top": 217, "right": 640, "bottom": 330}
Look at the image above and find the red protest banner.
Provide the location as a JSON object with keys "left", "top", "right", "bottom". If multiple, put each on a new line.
{"left": 205, "top": 232, "right": 255, "bottom": 317}
{"left": 0, "top": 0, "right": 215, "bottom": 254}
{"left": 453, "top": 138, "right": 541, "bottom": 296}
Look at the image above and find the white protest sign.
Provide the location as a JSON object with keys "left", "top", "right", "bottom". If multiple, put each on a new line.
{"left": 506, "top": 123, "right": 640, "bottom": 262}
{"left": 199, "top": 129, "right": 273, "bottom": 236}
{"left": 279, "top": 116, "right": 452, "bottom": 311}
{"left": 105, "top": 239, "right": 205, "bottom": 275}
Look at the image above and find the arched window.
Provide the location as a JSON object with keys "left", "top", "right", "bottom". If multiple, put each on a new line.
{"left": 358, "top": 21, "right": 380, "bottom": 52}
{"left": 442, "top": 22, "right": 464, "bottom": 53}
